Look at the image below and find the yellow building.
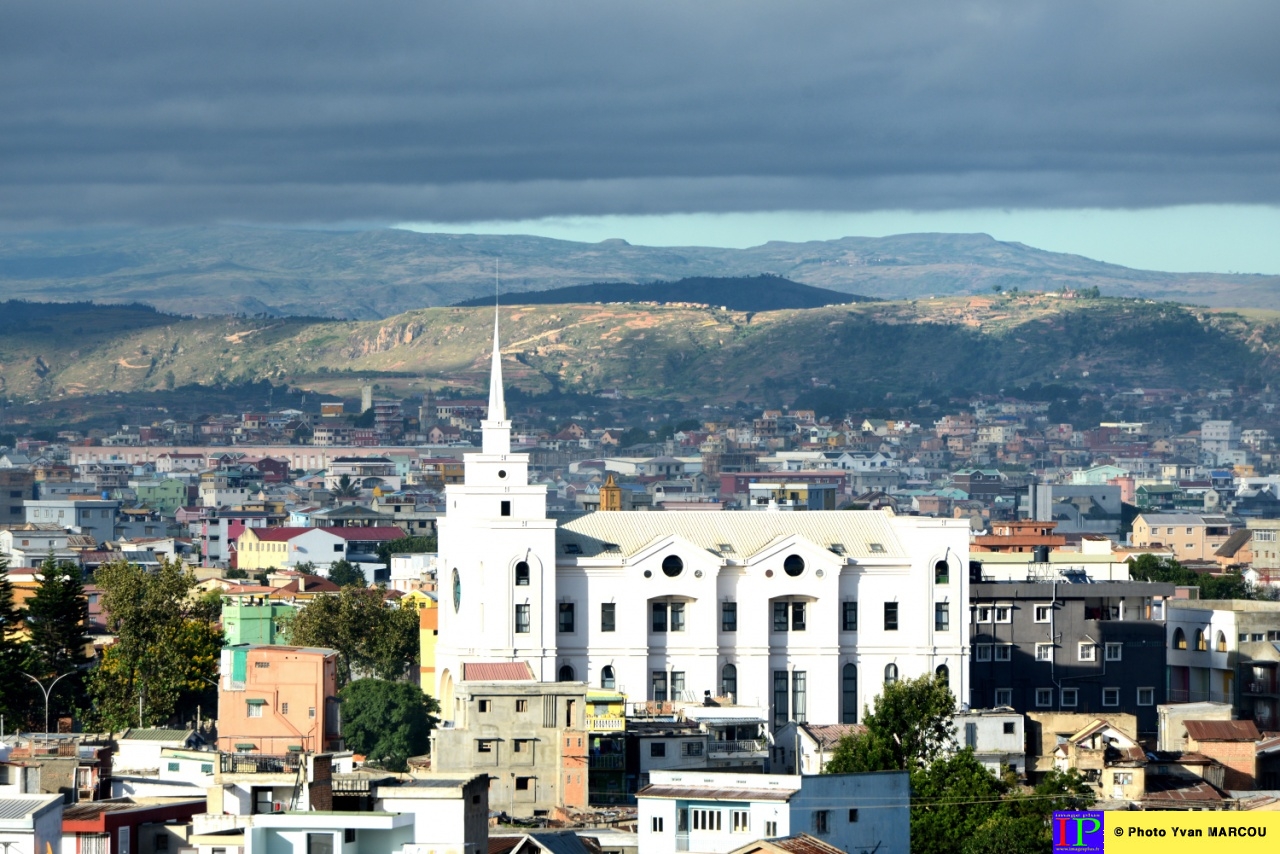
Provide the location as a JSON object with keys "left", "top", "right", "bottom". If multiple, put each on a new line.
{"left": 419, "top": 594, "right": 439, "bottom": 694}
{"left": 585, "top": 689, "right": 626, "bottom": 732}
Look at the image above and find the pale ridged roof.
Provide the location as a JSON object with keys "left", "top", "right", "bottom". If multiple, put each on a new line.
{"left": 554, "top": 510, "right": 906, "bottom": 560}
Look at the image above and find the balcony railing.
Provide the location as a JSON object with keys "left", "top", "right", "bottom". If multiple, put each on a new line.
{"left": 1244, "top": 681, "right": 1279, "bottom": 696}
{"left": 587, "top": 715, "right": 625, "bottom": 732}
{"left": 675, "top": 833, "right": 691, "bottom": 852}
{"left": 589, "top": 754, "right": 625, "bottom": 770}
{"left": 709, "top": 739, "right": 767, "bottom": 756}
{"left": 220, "top": 752, "right": 305, "bottom": 774}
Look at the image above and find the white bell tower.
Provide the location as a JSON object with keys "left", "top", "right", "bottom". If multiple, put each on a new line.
{"left": 435, "top": 307, "right": 559, "bottom": 705}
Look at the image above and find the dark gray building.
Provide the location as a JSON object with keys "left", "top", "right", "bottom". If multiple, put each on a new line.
{"left": 969, "top": 578, "right": 1176, "bottom": 739}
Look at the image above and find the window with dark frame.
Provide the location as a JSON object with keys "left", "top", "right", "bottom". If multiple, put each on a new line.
{"left": 842, "top": 601, "right": 857, "bottom": 631}
{"left": 558, "top": 602, "right": 575, "bottom": 633}
{"left": 722, "top": 601, "right": 737, "bottom": 632}
{"left": 601, "top": 602, "right": 616, "bottom": 632}
{"left": 884, "top": 601, "right": 899, "bottom": 631}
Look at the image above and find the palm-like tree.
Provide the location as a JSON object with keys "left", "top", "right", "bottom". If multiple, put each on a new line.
{"left": 333, "top": 474, "right": 360, "bottom": 498}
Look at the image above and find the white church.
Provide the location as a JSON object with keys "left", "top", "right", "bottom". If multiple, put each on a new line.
{"left": 435, "top": 310, "right": 970, "bottom": 730}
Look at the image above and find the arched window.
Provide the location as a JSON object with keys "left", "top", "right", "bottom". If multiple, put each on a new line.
{"left": 1195, "top": 629, "right": 1207, "bottom": 651}
{"left": 1173, "top": 627, "right": 1187, "bottom": 650}
{"left": 935, "top": 664, "right": 949, "bottom": 686}
{"left": 600, "top": 666, "right": 615, "bottom": 690}
{"left": 934, "top": 559, "right": 949, "bottom": 584}
{"left": 721, "top": 664, "right": 737, "bottom": 698}
{"left": 515, "top": 561, "right": 530, "bottom": 586}
{"left": 841, "top": 664, "right": 858, "bottom": 724}
{"left": 1217, "top": 631, "right": 1227, "bottom": 653}
{"left": 558, "top": 664, "right": 575, "bottom": 682}
{"left": 884, "top": 663, "right": 898, "bottom": 686}
{"left": 662, "top": 555, "right": 684, "bottom": 577}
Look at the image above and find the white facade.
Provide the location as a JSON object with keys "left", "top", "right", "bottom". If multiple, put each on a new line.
{"left": 636, "top": 770, "right": 908, "bottom": 854}
{"left": 0, "top": 794, "right": 63, "bottom": 854}
{"left": 435, "top": 312, "right": 970, "bottom": 731}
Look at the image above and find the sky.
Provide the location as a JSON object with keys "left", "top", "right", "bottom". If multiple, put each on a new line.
{"left": 3, "top": 1, "right": 1279, "bottom": 273}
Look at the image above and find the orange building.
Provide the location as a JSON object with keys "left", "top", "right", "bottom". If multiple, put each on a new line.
{"left": 972, "top": 520, "right": 1067, "bottom": 553}
{"left": 217, "top": 645, "right": 342, "bottom": 754}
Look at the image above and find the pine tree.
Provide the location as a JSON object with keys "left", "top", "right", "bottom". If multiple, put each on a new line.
{"left": 23, "top": 556, "right": 91, "bottom": 678}
{"left": 0, "top": 558, "right": 34, "bottom": 727}
{"left": 22, "top": 555, "right": 92, "bottom": 727}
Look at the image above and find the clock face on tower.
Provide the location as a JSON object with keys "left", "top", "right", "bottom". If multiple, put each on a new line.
{"left": 452, "top": 568, "right": 461, "bottom": 612}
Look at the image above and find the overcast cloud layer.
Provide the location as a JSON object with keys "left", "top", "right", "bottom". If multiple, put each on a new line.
{"left": 2, "top": 1, "right": 1278, "bottom": 228}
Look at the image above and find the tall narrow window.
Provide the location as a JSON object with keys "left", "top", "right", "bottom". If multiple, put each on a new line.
{"left": 652, "top": 671, "right": 668, "bottom": 702}
{"left": 671, "top": 671, "right": 685, "bottom": 698}
{"left": 773, "top": 670, "right": 789, "bottom": 728}
{"left": 842, "top": 601, "right": 857, "bottom": 631}
{"left": 791, "top": 602, "right": 806, "bottom": 631}
{"left": 601, "top": 602, "right": 616, "bottom": 632}
{"left": 670, "top": 602, "right": 686, "bottom": 632}
{"left": 558, "top": 603, "right": 575, "bottom": 633}
{"left": 792, "top": 671, "right": 807, "bottom": 724}
{"left": 884, "top": 602, "right": 899, "bottom": 631}
{"left": 935, "top": 664, "right": 949, "bottom": 686}
{"left": 721, "top": 601, "right": 737, "bottom": 632}
{"left": 721, "top": 664, "right": 737, "bottom": 697}
{"left": 515, "top": 561, "right": 530, "bottom": 586}
{"left": 884, "top": 663, "right": 898, "bottom": 685}
{"left": 514, "top": 604, "right": 530, "bottom": 633}
{"left": 601, "top": 666, "right": 615, "bottom": 689}
{"left": 934, "top": 559, "right": 949, "bottom": 584}
{"left": 935, "top": 603, "right": 949, "bottom": 632}
{"left": 500, "top": 500, "right": 511, "bottom": 517}
{"left": 773, "top": 601, "right": 788, "bottom": 631}
{"left": 841, "top": 664, "right": 858, "bottom": 724}
{"left": 558, "top": 664, "right": 575, "bottom": 681}
{"left": 652, "top": 602, "right": 668, "bottom": 632}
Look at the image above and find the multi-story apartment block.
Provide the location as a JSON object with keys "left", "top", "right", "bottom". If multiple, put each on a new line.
{"left": 969, "top": 579, "right": 1176, "bottom": 738}
{"left": 217, "top": 644, "right": 342, "bottom": 754}
{"left": 0, "top": 468, "right": 36, "bottom": 525}
{"left": 1131, "top": 512, "right": 1237, "bottom": 563}
{"left": 23, "top": 497, "right": 120, "bottom": 544}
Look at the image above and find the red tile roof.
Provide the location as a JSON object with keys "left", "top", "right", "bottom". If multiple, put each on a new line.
{"left": 462, "top": 662, "right": 535, "bottom": 681}
{"left": 1185, "top": 719, "right": 1261, "bottom": 742}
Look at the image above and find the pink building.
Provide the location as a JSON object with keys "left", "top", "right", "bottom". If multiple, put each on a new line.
{"left": 218, "top": 645, "right": 342, "bottom": 755}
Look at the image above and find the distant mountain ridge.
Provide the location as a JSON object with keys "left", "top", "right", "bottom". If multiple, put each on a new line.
{"left": 452, "top": 274, "right": 877, "bottom": 312}
{"left": 0, "top": 226, "right": 1276, "bottom": 319}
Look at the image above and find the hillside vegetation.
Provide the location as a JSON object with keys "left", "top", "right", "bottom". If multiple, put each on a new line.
{"left": 1, "top": 227, "right": 1277, "bottom": 319}
{"left": 3, "top": 293, "right": 1280, "bottom": 407}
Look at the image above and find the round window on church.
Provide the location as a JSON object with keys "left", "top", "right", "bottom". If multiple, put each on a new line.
{"left": 498, "top": 470, "right": 507, "bottom": 479}
{"left": 784, "top": 554, "right": 805, "bottom": 577}
{"left": 662, "top": 555, "right": 684, "bottom": 577}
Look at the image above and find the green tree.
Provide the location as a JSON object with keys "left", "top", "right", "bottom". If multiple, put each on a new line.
{"left": 333, "top": 474, "right": 360, "bottom": 498}
{"left": 327, "top": 560, "right": 367, "bottom": 588}
{"left": 0, "top": 558, "right": 35, "bottom": 727}
{"left": 910, "top": 749, "right": 1007, "bottom": 854}
{"left": 339, "top": 678, "right": 439, "bottom": 771}
{"left": 279, "top": 586, "right": 417, "bottom": 686}
{"left": 86, "top": 558, "right": 223, "bottom": 731}
{"left": 353, "top": 408, "right": 376, "bottom": 428}
{"left": 22, "top": 556, "right": 92, "bottom": 726}
{"left": 825, "top": 674, "right": 957, "bottom": 772}
{"left": 1128, "top": 554, "right": 1254, "bottom": 599}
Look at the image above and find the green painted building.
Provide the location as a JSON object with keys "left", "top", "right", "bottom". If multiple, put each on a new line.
{"left": 222, "top": 596, "right": 296, "bottom": 645}
{"left": 134, "top": 479, "right": 190, "bottom": 514}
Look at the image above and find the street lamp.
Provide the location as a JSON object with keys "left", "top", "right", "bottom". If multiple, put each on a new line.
{"left": 22, "top": 670, "right": 78, "bottom": 746}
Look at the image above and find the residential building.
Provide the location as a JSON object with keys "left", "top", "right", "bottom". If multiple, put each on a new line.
{"left": 0, "top": 793, "right": 63, "bottom": 854}
{"left": 63, "top": 799, "right": 205, "bottom": 854}
{"left": 0, "top": 468, "right": 35, "bottom": 525}
{"left": 636, "top": 769, "right": 908, "bottom": 854}
{"left": 217, "top": 645, "right": 342, "bottom": 754}
{"left": 769, "top": 722, "right": 863, "bottom": 776}
{"left": 235, "top": 526, "right": 404, "bottom": 574}
{"left": 1025, "top": 484, "right": 1123, "bottom": 537}
{"left": 1182, "top": 719, "right": 1259, "bottom": 790}
{"left": 223, "top": 591, "right": 297, "bottom": 646}
{"left": 23, "top": 497, "right": 119, "bottom": 544}
{"left": 953, "top": 708, "right": 1027, "bottom": 777}
{"left": 1132, "top": 513, "right": 1237, "bottom": 563}
{"left": 430, "top": 673, "right": 589, "bottom": 818}
{"left": 969, "top": 579, "right": 1175, "bottom": 738}
{"left": 1165, "top": 601, "right": 1236, "bottom": 706}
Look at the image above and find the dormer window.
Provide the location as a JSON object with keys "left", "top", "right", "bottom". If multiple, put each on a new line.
{"left": 564, "top": 543, "right": 582, "bottom": 555}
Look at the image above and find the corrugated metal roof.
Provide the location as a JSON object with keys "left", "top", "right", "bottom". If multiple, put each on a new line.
{"left": 462, "top": 662, "right": 535, "bottom": 681}
{"left": 768, "top": 834, "right": 851, "bottom": 854}
{"left": 120, "top": 728, "right": 193, "bottom": 742}
{"left": 1142, "top": 776, "right": 1225, "bottom": 805}
{"left": 1185, "top": 719, "right": 1260, "bottom": 742}
{"left": 636, "top": 785, "right": 793, "bottom": 802}
{"left": 0, "top": 795, "right": 60, "bottom": 821}
{"left": 556, "top": 510, "right": 907, "bottom": 560}
{"left": 800, "top": 723, "right": 866, "bottom": 749}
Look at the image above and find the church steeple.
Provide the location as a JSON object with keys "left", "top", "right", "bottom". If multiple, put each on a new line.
{"left": 481, "top": 304, "right": 511, "bottom": 454}
{"left": 487, "top": 305, "right": 506, "bottom": 423}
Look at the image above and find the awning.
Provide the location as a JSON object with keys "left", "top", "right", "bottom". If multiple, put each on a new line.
{"left": 235, "top": 743, "right": 257, "bottom": 750}
{"left": 287, "top": 745, "right": 304, "bottom": 752}
{"left": 245, "top": 698, "right": 268, "bottom": 705}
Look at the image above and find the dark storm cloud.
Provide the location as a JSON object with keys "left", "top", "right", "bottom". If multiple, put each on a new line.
{"left": 1, "top": 0, "right": 1277, "bottom": 226}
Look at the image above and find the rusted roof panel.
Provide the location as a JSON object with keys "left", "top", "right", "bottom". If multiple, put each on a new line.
{"left": 1185, "top": 719, "right": 1260, "bottom": 742}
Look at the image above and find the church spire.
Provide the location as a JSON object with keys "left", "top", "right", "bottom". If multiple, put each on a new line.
{"left": 487, "top": 304, "right": 506, "bottom": 423}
